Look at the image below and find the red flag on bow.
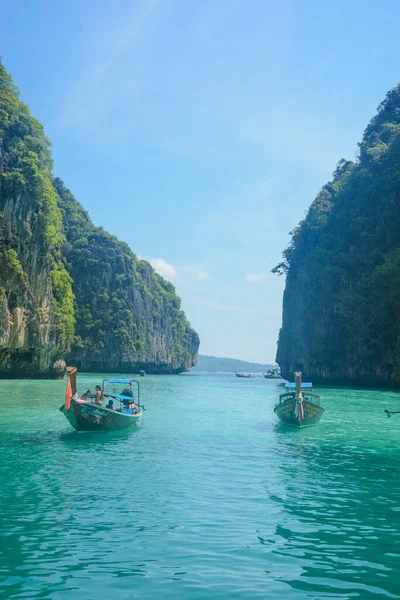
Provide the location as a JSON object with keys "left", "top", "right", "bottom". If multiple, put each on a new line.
{"left": 65, "top": 373, "right": 72, "bottom": 410}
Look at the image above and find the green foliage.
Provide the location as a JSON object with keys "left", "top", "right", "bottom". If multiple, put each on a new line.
{"left": 0, "top": 249, "right": 27, "bottom": 284}
{"left": 277, "top": 83, "right": 400, "bottom": 372}
{"left": 50, "top": 265, "right": 75, "bottom": 346}
{"left": 134, "top": 339, "right": 143, "bottom": 352}
{"left": 0, "top": 63, "right": 20, "bottom": 127}
{"left": 0, "top": 60, "right": 197, "bottom": 368}
{"left": 0, "top": 60, "right": 74, "bottom": 347}
{"left": 55, "top": 178, "right": 198, "bottom": 368}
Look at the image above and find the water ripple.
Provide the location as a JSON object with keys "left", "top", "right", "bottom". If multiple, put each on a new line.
{"left": 1, "top": 376, "right": 400, "bottom": 599}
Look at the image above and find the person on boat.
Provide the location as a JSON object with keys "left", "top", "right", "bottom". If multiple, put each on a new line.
{"left": 80, "top": 389, "right": 92, "bottom": 401}
{"left": 120, "top": 399, "right": 136, "bottom": 414}
{"left": 105, "top": 399, "right": 114, "bottom": 410}
{"left": 94, "top": 385, "right": 104, "bottom": 406}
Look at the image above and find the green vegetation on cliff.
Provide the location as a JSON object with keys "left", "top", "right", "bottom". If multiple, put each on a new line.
{"left": 0, "top": 60, "right": 198, "bottom": 376}
{"left": 54, "top": 178, "right": 198, "bottom": 372}
{"left": 0, "top": 60, "right": 74, "bottom": 364}
{"left": 276, "top": 84, "right": 400, "bottom": 386}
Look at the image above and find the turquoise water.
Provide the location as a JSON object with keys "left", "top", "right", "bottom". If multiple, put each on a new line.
{"left": 1, "top": 374, "right": 400, "bottom": 599}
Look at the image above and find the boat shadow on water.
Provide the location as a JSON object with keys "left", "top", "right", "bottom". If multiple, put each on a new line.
{"left": 58, "top": 426, "right": 141, "bottom": 448}
{"left": 272, "top": 422, "right": 325, "bottom": 435}
{"left": 1, "top": 426, "right": 141, "bottom": 450}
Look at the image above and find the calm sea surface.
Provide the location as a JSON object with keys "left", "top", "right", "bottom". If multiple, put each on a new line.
{"left": 1, "top": 374, "right": 400, "bottom": 599}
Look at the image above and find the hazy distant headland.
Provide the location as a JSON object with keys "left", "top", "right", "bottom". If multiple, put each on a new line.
{"left": 191, "top": 355, "right": 274, "bottom": 373}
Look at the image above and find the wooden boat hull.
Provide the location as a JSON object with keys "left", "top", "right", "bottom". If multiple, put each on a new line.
{"left": 60, "top": 400, "right": 142, "bottom": 432}
{"left": 274, "top": 397, "right": 324, "bottom": 428}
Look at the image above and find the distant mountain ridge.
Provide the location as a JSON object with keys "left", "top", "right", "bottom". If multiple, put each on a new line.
{"left": 191, "top": 354, "right": 274, "bottom": 373}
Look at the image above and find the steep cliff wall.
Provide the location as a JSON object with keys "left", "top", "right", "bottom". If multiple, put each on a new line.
{"left": 0, "top": 61, "right": 199, "bottom": 377}
{"left": 0, "top": 63, "right": 74, "bottom": 377}
{"left": 54, "top": 179, "right": 199, "bottom": 374}
{"left": 276, "top": 85, "right": 400, "bottom": 387}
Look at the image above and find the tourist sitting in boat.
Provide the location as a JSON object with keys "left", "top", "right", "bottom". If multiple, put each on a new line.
{"left": 94, "top": 385, "right": 104, "bottom": 406}
{"left": 105, "top": 399, "right": 114, "bottom": 410}
{"left": 122, "top": 406, "right": 136, "bottom": 415}
{"left": 120, "top": 398, "right": 137, "bottom": 414}
{"left": 121, "top": 388, "right": 133, "bottom": 397}
{"left": 80, "top": 389, "right": 92, "bottom": 401}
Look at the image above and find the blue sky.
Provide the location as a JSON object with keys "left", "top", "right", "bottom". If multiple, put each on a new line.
{"left": 2, "top": 0, "right": 400, "bottom": 362}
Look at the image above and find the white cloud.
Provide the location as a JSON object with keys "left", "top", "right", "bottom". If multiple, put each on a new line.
{"left": 148, "top": 258, "right": 177, "bottom": 280}
{"left": 139, "top": 258, "right": 211, "bottom": 282}
{"left": 195, "top": 270, "right": 212, "bottom": 280}
{"left": 200, "top": 301, "right": 241, "bottom": 312}
{"left": 182, "top": 265, "right": 212, "bottom": 280}
{"left": 245, "top": 273, "right": 268, "bottom": 282}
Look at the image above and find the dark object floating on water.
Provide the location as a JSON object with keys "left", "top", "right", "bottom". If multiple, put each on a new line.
{"left": 60, "top": 368, "right": 145, "bottom": 431}
{"left": 274, "top": 371, "right": 324, "bottom": 428}
{"left": 140, "top": 370, "right": 146, "bottom": 376}
{"left": 235, "top": 372, "right": 253, "bottom": 378}
{"left": 385, "top": 409, "right": 400, "bottom": 418}
{"left": 264, "top": 367, "right": 281, "bottom": 379}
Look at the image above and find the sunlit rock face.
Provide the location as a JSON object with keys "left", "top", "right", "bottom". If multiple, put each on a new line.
{"left": 0, "top": 61, "right": 199, "bottom": 378}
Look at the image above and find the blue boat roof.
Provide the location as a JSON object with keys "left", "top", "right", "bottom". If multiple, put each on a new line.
{"left": 107, "top": 393, "right": 135, "bottom": 401}
{"left": 107, "top": 378, "right": 134, "bottom": 384}
{"left": 285, "top": 382, "right": 313, "bottom": 388}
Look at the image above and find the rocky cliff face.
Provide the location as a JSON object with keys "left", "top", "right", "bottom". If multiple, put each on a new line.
{"left": 0, "top": 61, "right": 199, "bottom": 377}
{"left": 0, "top": 63, "right": 74, "bottom": 378}
{"left": 0, "top": 195, "right": 65, "bottom": 378}
{"left": 55, "top": 179, "right": 199, "bottom": 374}
{"left": 276, "top": 84, "right": 400, "bottom": 387}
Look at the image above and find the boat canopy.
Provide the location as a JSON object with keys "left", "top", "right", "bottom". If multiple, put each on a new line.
{"left": 285, "top": 382, "right": 312, "bottom": 389}
{"left": 107, "top": 393, "right": 136, "bottom": 401}
{"left": 107, "top": 378, "right": 137, "bottom": 384}
{"left": 102, "top": 377, "right": 140, "bottom": 403}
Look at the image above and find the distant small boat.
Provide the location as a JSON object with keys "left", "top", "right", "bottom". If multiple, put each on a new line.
{"left": 274, "top": 371, "right": 324, "bottom": 428}
{"left": 264, "top": 368, "right": 281, "bottom": 379}
{"left": 140, "top": 370, "right": 146, "bottom": 377}
{"left": 60, "top": 368, "right": 144, "bottom": 432}
{"left": 235, "top": 372, "right": 253, "bottom": 378}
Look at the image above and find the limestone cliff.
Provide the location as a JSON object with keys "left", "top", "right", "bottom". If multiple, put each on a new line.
{"left": 276, "top": 84, "right": 400, "bottom": 387}
{"left": 0, "top": 61, "right": 199, "bottom": 377}
{"left": 0, "top": 63, "right": 74, "bottom": 377}
{"left": 55, "top": 179, "right": 199, "bottom": 374}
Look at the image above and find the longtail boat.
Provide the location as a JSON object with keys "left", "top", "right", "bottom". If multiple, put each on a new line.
{"left": 60, "top": 367, "right": 144, "bottom": 432}
{"left": 264, "top": 368, "right": 281, "bottom": 379}
{"left": 236, "top": 372, "right": 253, "bottom": 378}
{"left": 274, "top": 371, "right": 324, "bottom": 428}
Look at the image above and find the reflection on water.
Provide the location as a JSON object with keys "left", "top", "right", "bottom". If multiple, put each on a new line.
{"left": 1, "top": 375, "right": 400, "bottom": 599}
{"left": 261, "top": 441, "right": 400, "bottom": 598}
